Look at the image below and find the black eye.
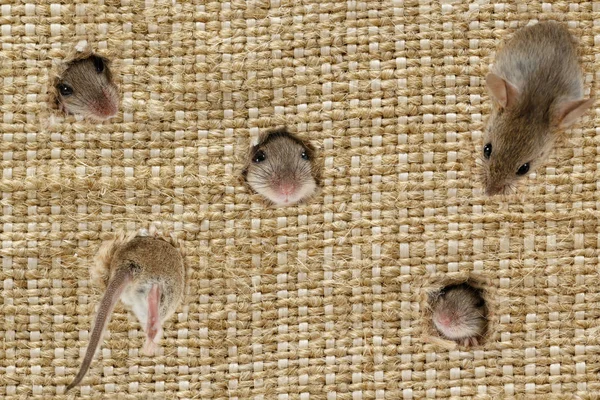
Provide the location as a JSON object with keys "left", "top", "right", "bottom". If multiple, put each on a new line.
{"left": 516, "top": 163, "right": 530, "bottom": 176}
{"left": 301, "top": 151, "right": 309, "bottom": 160}
{"left": 57, "top": 84, "right": 73, "bottom": 96}
{"left": 92, "top": 56, "right": 105, "bottom": 73}
{"left": 483, "top": 143, "right": 492, "bottom": 159}
{"left": 253, "top": 150, "right": 266, "bottom": 163}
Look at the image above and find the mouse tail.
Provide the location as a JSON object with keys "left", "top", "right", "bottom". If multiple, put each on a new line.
{"left": 66, "top": 266, "right": 134, "bottom": 392}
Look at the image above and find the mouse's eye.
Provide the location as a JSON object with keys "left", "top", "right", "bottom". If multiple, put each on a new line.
{"left": 93, "top": 56, "right": 105, "bottom": 73}
{"left": 301, "top": 150, "right": 309, "bottom": 160}
{"left": 253, "top": 150, "right": 266, "bottom": 163}
{"left": 483, "top": 143, "right": 492, "bottom": 159}
{"left": 57, "top": 84, "right": 73, "bottom": 96}
{"left": 516, "top": 162, "right": 530, "bottom": 176}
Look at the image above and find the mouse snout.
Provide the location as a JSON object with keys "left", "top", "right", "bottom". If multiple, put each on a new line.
{"left": 484, "top": 168, "right": 509, "bottom": 196}
{"left": 103, "top": 88, "right": 119, "bottom": 110}
{"left": 485, "top": 184, "right": 505, "bottom": 196}
{"left": 435, "top": 313, "right": 453, "bottom": 327}
{"left": 96, "top": 104, "right": 116, "bottom": 118}
{"left": 93, "top": 94, "right": 118, "bottom": 119}
{"left": 278, "top": 182, "right": 296, "bottom": 196}
{"left": 269, "top": 173, "right": 301, "bottom": 204}
{"left": 86, "top": 86, "right": 119, "bottom": 119}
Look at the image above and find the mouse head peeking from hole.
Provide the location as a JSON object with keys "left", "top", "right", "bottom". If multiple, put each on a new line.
{"left": 244, "top": 128, "right": 319, "bottom": 206}
{"left": 430, "top": 282, "right": 488, "bottom": 347}
{"left": 55, "top": 54, "right": 119, "bottom": 121}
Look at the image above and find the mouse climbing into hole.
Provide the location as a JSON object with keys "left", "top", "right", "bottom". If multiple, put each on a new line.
{"left": 66, "top": 232, "right": 185, "bottom": 392}
{"left": 481, "top": 21, "right": 594, "bottom": 196}
{"left": 430, "top": 283, "right": 487, "bottom": 347}
{"left": 55, "top": 54, "right": 119, "bottom": 121}
{"left": 243, "top": 128, "right": 319, "bottom": 206}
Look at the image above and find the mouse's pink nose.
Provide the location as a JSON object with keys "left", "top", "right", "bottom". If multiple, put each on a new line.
{"left": 98, "top": 99, "right": 118, "bottom": 117}
{"left": 279, "top": 183, "right": 295, "bottom": 196}
{"left": 437, "top": 314, "right": 452, "bottom": 327}
{"left": 92, "top": 89, "right": 118, "bottom": 118}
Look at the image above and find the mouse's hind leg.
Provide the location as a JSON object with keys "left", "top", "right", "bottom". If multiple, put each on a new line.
{"left": 123, "top": 284, "right": 161, "bottom": 356}
{"left": 142, "top": 284, "right": 163, "bottom": 356}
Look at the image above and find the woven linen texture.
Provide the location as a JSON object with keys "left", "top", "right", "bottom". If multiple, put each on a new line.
{"left": 2, "top": 0, "right": 600, "bottom": 398}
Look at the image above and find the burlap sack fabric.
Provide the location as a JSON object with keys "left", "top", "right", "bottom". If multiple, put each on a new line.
{"left": 2, "top": 0, "right": 600, "bottom": 398}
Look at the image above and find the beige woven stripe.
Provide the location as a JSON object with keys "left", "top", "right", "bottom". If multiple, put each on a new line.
{"left": 2, "top": 0, "right": 600, "bottom": 398}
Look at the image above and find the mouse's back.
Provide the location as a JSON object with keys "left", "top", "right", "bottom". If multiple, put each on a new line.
{"left": 112, "top": 236, "right": 184, "bottom": 282}
{"left": 111, "top": 236, "right": 185, "bottom": 315}
{"left": 493, "top": 21, "right": 583, "bottom": 103}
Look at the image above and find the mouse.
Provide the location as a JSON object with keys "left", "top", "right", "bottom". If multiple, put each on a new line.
{"left": 243, "top": 128, "right": 319, "bottom": 206}
{"left": 55, "top": 54, "right": 119, "bottom": 121}
{"left": 66, "top": 234, "right": 185, "bottom": 391}
{"left": 431, "top": 283, "right": 487, "bottom": 347}
{"left": 481, "top": 21, "right": 594, "bottom": 195}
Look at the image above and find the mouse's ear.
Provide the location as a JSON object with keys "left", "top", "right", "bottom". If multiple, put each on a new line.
{"left": 555, "top": 97, "right": 595, "bottom": 128}
{"left": 485, "top": 73, "right": 519, "bottom": 109}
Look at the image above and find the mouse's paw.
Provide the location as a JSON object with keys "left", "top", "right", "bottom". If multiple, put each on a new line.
{"left": 461, "top": 337, "right": 479, "bottom": 347}
{"left": 142, "top": 338, "right": 159, "bottom": 356}
{"left": 142, "top": 328, "right": 163, "bottom": 356}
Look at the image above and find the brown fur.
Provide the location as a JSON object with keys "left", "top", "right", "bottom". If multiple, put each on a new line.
{"left": 53, "top": 49, "right": 119, "bottom": 121}
{"left": 431, "top": 283, "right": 487, "bottom": 347}
{"left": 243, "top": 128, "right": 320, "bottom": 206}
{"left": 66, "top": 234, "right": 185, "bottom": 392}
{"left": 90, "top": 231, "right": 138, "bottom": 287}
{"left": 482, "top": 21, "right": 594, "bottom": 195}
